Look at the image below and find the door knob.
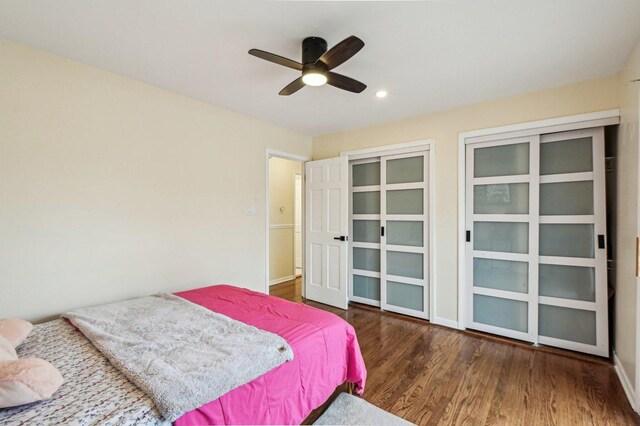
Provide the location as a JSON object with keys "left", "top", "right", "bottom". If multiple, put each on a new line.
{"left": 333, "top": 236, "right": 348, "bottom": 241}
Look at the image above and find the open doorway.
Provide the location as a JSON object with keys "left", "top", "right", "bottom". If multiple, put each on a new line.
{"left": 266, "top": 153, "right": 306, "bottom": 302}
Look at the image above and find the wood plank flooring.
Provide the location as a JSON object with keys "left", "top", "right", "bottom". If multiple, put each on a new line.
{"left": 269, "top": 276, "right": 303, "bottom": 303}
{"left": 270, "top": 278, "right": 640, "bottom": 425}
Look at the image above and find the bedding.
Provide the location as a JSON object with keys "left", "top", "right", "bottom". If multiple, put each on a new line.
{"left": 0, "top": 319, "right": 167, "bottom": 426}
{"left": 174, "top": 285, "right": 367, "bottom": 425}
{"left": 0, "top": 285, "right": 367, "bottom": 425}
{"left": 62, "top": 292, "right": 293, "bottom": 422}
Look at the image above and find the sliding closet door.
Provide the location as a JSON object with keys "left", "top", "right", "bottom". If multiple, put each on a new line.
{"left": 348, "top": 149, "right": 430, "bottom": 319}
{"left": 465, "top": 137, "right": 538, "bottom": 343}
{"left": 465, "top": 127, "right": 608, "bottom": 356}
{"left": 537, "top": 128, "right": 608, "bottom": 356}
{"left": 349, "top": 159, "right": 382, "bottom": 307}
{"left": 381, "top": 152, "right": 429, "bottom": 319}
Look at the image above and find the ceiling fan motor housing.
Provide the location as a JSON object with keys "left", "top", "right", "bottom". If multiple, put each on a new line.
{"left": 302, "top": 37, "right": 327, "bottom": 65}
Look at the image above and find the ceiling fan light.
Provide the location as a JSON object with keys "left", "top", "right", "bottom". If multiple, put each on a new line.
{"left": 302, "top": 71, "right": 327, "bottom": 87}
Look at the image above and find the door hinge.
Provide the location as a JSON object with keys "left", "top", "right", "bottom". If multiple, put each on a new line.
{"left": 381, "top": 226, "right": 385, "bottom": 237}
{"left": 466, "top": 230, "right": 471, "bottom": 242}
{"left": 598, "top": 234, "right": 605, "bottom": 249}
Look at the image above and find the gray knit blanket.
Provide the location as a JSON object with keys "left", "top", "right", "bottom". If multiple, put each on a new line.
{"left": 62, "top": 293, "right": 293, "bottom": 422}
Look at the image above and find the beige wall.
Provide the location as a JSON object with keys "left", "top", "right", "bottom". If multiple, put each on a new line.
{"left": 0, "top": 39, "right": 311, "bottom": 322}
{"left": 268, "top": 157, "right": 301, "bottom": 282}
{"left": 614, "top": 39, "right": 640, "bottom": 391}
{"left": 313, "top": 75, "right": 620, "bottom": 323}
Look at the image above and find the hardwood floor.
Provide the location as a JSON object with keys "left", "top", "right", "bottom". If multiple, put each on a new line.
{"left": 269, "top": 276, "right": 303, "bottom": 303}
{"left": 270, "top": 278, "right": 640, "bottom": 425}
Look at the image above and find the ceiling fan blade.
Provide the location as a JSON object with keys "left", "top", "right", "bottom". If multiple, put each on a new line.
{"left": 317, "top": 36, "right": 364, "bottom": 70}
{"left": 248, "top": 49, "right": 303, "bottom": 71}
{"left": 279, "top": 77, "right": 306, "bottom": 96}
{"left": 327, "top": 72, "right": 367, "bottom": 93}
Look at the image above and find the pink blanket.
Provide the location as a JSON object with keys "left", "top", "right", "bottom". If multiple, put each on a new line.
{"left": 173, "top": 285, "right": 367, "bottom": 425}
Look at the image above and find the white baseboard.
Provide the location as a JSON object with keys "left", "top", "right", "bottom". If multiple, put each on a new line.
{"left": 614, "top": 350, "right": 637, "bottom": 412}
{"left": 431, "top": 316, "right": 459, "bottom": 329}
{"left": 269, "top": 275, "right": 295, "bottom": 286}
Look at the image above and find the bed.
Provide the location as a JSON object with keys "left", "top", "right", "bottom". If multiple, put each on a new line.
{"left": 0, "top": 285, "right": 367, "bottom": 425}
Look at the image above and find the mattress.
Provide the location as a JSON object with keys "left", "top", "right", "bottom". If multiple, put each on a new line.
{"left": 0, "top": 319, "right": 167, "bottom": 426}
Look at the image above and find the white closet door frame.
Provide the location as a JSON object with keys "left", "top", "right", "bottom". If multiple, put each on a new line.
{"left": 462, "top": 124, "right": 610, "bottom": 356}
{"left": 344, "top": 139, "right": 435, "bottom": 321}
{"left": 458, "top": 110, "right": 619, "bottom": 333}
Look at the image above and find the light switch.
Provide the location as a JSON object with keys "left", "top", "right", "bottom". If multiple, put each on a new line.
{"left": 246, "top": 204, "right": 257, "bottom": 215}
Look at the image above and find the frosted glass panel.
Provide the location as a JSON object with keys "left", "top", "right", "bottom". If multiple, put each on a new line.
{"left": 353, "top": 191, "right": 380, "bottom": 214}
{"left": 539, "top": 224, "right": 594, "bottom": 258}
{"left": 473, "top": 294, "right": 528, "bottom": 332}
{"left": 353, "top": 248, "right": 380, "bottom": 272}
{"left": 474, "top": 143, "right": 529, "bottom": 178}
{"left": 474, "top": 183, "right": 529, "bottom": 214}
{"left": 353, "top": 162, "right": 380, "bottom": 187}
{"left": 387, "top": 251, "right": 423, "bottom": 279}
{"left": 387, "top": 281, "right": 423, "bottom": 311}
{"left": 540, "top": 181, "right": 593, "bottom": 215}
{"left": 474, "top": 222, "right": 528, "bottom": 254}
{"left": 539, "top": 304, "right": 596, "bottom": 345}
{"left": 473, "top": 258, "right": 528, "bottom": 293}
{"left": 540, "top": 137, "right": 592, "bottom": 175}
{"left": 387, "top": 189, "right": 423, "bottom": 214}
{"left": 539, "top": 264, "right": 595, "bottom": 302}
{"left": 387, "top": 221, "right": 423, "bottom": 247}
{"left": 353, "top": 275, "right": 380, "bottom": 301}
{"left": 353, "top": 220, "right": 380, "bottom": 243}
{"left": 387, "top": 156, "right": 423, "bottom": 184}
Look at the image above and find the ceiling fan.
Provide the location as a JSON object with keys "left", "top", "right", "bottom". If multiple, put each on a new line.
{"left": 248, "top": 36, "right": 367, "bottom": 96}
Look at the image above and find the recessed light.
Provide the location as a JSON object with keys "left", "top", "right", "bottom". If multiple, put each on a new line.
{"left": 375, "top": 90, "right": 388, "bottom": 98}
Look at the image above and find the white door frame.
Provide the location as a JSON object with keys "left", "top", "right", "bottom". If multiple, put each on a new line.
{"left": 294, "top": 173, "right": 303, "bottom": 277}
{"left": 457, "top": 109, "right": 620, "bottom": 330}
{"left": 341, "top": 139, "right": 437, "bottom": 322}
{"left": 265, "top": 149, "right": 311, "bottom": 296}
{"left": 635, "top": 89, "right": 640, "bottom": 412}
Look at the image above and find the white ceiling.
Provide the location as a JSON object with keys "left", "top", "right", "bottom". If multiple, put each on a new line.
{"left": 1, "top": 1, "right": 640, "bottom": 136}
